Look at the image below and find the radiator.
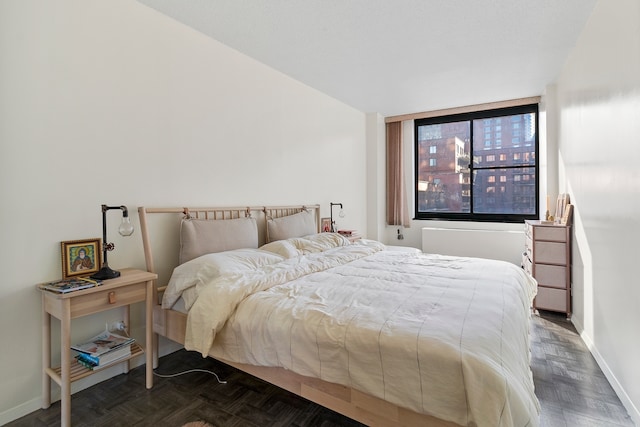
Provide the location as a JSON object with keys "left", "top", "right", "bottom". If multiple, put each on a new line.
{"left": 422, "top": 227, "right": 525, "bottom": 265}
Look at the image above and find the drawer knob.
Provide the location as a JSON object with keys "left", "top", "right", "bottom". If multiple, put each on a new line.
{"left": 108, "top": 291, "right": 116, "bottom": 304}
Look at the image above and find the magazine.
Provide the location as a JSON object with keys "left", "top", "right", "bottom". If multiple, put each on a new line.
{"left": 39, "top": 277, "right": 102, "bottom": 293}
{"left": 75, "top": 345, "right": 132, "bottom": 368}
{"left": 71, "top": 330, "right": 135, "bottom": 356}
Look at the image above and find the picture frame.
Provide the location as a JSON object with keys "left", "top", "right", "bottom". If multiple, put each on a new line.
{"left": 554, "top": 193, "right": 570, "bottom": 223}
{"left": 61, "top": 238, "right": 102, "bottom": 279}
{"left": 321, "top": 217, "right": 332, "bottom": 233}
{"left": 560, "top": 204, "right": 573, "bottom": 226}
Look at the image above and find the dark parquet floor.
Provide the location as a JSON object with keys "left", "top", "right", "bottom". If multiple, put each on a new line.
{"left": 7, "top": 311, "right": 636, "bottom": 427}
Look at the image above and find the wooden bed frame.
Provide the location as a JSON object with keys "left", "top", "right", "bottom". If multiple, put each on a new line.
{"left": 138, "top": 205, "right": 459, "bottom": 427}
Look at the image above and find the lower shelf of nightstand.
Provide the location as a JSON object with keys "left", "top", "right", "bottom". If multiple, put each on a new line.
{"left": 47, "top": 343, "right": 144, "bottom": 384}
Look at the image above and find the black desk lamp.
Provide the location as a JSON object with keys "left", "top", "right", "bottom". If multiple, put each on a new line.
{"left": 91, "top": 204, "right": 134, "bottom": 280}
{"left": 330, "top": 202, "right": 345, "bottom": 232}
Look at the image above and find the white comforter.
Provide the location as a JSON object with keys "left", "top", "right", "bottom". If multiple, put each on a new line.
{"left": 164, "top": 235, "right": 540, "bottom": 427}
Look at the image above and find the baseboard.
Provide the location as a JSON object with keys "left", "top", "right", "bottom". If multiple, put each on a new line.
{"left": 572, "top": 318, "right": 640, "bottom": 426}
{"left": 0, "top": 396, "right": 43, "bottom": 426}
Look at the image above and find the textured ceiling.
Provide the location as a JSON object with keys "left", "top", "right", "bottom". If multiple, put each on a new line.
{"left": 137, "top": 0, "right": 597, "bottom": 117}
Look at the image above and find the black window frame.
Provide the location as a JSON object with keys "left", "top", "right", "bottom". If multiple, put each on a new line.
{"left": 414, "top": 103, "right": 539, "bottom": 223}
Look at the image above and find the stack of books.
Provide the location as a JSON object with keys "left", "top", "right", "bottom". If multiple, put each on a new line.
{"left": 72, "top": 330, "right": 135, "bottom": 370}
{"left": 39, "top": 277, "right": 102, "bottom": 293}
{"left": 337, "top": 229, "right": 361, "bottom": 240}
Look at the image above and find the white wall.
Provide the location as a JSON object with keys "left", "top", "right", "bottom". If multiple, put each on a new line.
{"left": 0, "top": 1, "right": 367, "bottom": 423}
{"left": 422, "top": 227, "right": 524, "bottom": 265}
{"left": 552, "top": 0, "right": 640, "bottom": 423}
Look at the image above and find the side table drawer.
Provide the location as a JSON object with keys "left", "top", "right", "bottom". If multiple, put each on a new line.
{"left": 70, "top": 282, "right": 147, "bottom": 318}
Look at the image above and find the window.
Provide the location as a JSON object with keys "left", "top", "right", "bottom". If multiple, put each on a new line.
{"left": 414, "top": 104, "right": 538, "bottom": 222}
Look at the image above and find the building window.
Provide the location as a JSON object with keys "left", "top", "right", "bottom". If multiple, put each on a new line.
{"left": 414, "top": 103, "right": 539, "bottom": 222}
{"left": 429, "top": 145, "right": 437, "bottom": 154}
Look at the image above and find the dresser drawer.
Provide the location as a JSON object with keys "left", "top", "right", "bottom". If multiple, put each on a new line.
{"left": 535, "top": 287, "right": 567, "bottom": 312}
{"left": 534, "top": 226, "right": 567, "bottom": 242}
{"left": 533, "top": 264, "right": 566, "bottom": 288}
{"left": 69, "top": 282, "right": 147, "bottom": 318}
{"left": 533, "top": 241, "right": 567, "bottom": 264}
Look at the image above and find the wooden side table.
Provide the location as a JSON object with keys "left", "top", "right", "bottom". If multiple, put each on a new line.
{"left": 38, "top": 268, "right": 157, "bottom": 427}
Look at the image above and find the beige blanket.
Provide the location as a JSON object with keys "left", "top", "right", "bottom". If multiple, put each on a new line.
{"left": 171, "top": 237, "right": 539, "bottom": 426}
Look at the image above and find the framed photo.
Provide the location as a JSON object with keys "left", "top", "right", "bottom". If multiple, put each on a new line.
{"left": 321, "top": 217, "right": 332, "bottom": 233}
{"left": 555, "top": 193, "right": 570, "bottom": 222}
{"left": 61, "top": 238, "right": 101, "bottom": 279}
{"left": 560, "top": 204, "right": 573, "bottom": 226}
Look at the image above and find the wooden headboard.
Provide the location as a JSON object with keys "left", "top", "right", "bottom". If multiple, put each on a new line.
{"left": 138, "top": 204, "right": 320, "bottom": 293}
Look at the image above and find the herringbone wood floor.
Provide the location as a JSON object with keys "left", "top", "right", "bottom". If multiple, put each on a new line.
{"left": 7, "top": 312, "right": 635, "bottom": 426}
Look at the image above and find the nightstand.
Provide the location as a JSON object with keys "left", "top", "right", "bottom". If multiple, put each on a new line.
{"left": 38, "top": 268, "right": 157, "bottom": 427}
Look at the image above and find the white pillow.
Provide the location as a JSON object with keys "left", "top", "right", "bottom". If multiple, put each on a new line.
{"left": 259, "top": 240, "right": 301, "bottom": 259}
{"left": 302, "top": 232, "right": 351, "bottom": 248}
{"left": 163, "top": 248, "right": 284, "bottom": 309}
{"left": 266, "top": 210, "right": 316, "bottom": 242}
{"left": 260, "top": 232, "right": 351, "bottom": 258}
{"left": 179, "top": 217, "right": 258, "bottom": 264}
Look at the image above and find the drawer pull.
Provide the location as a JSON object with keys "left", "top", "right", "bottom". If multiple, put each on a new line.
{"left": 108, "top": 291, "right": 116, "bottom": 304}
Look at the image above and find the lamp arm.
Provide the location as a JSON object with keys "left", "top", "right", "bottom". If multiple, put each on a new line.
{"left": 100, "top": 205, "right": 128, "bottom": 258}
{"left": 92, "top": 204, "right": 132, "bottom": 280}
{"left": 330, "top": 202, "right": 343, "bottom": 232}
{"left": 103, "top": 205, "right": 129, "bottom": 216}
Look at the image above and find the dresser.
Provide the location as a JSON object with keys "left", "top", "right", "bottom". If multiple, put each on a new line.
{"left": 523, "top": 220, "right": 571, "bottom": 318}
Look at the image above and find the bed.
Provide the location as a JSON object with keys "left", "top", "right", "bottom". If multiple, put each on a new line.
{"left": 138, "top": 204, "right": 540, "bottom": 427}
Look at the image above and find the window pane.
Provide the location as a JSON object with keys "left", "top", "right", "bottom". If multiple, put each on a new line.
{"left": 472, "top": 112, "right": 536, "bottom": 168}
{"left": 473, "top": 167, "right": 536, "bottom": 214}
{"left": 417, "top": 172, "right": 471, "bottom": 213}
{"left": 416, "top": 121, "right": 470, "bottom": 214}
